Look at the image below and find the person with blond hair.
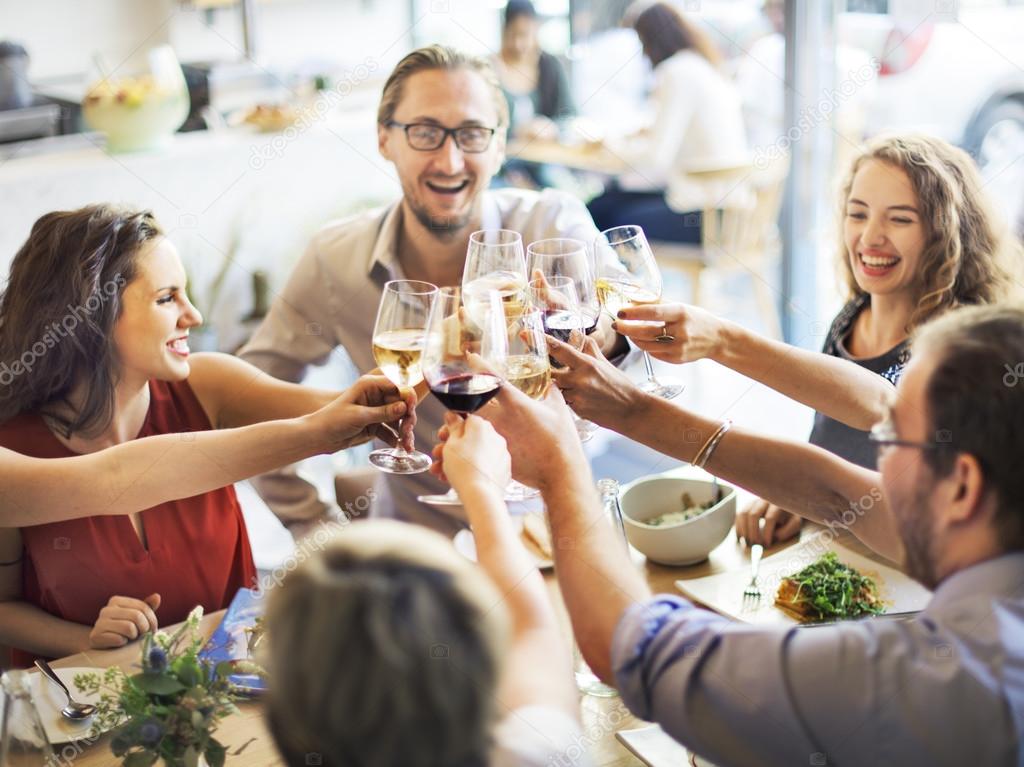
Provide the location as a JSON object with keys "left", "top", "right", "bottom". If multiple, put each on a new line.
{"left": 240, "top": 44, "right": 626, "bottom": 536}
{"left": 263, "top": 416, "right": 589, "bottom": 767}
{"left": 606, "top": 134, "right": 1020, "bottom": 545}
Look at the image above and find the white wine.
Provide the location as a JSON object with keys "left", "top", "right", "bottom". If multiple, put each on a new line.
{"left": 595, "top": 277, "right": 660, "bottom": 318}
{"left": 373, "top": 328, "right": 426, "bottom": 387}
{"left": 506, "top": 354, "right": 551, "bottom": 400}
{"left": 464, "top": 271, "right": 527, "bottom": 325}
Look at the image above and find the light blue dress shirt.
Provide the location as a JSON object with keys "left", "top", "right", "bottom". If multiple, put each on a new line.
{"left": 612, "top": 552, "right": 1024, "bottom": 766}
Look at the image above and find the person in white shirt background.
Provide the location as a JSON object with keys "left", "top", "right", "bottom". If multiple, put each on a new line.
{"left": 587, "top": 2, "right": 751, "bottom": 244}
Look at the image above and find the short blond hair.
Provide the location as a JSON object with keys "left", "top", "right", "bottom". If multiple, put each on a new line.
{"left": 377, "top": 44, "right": 510, "bottom": 128}
{"left": 264, "top": 519, "right": 510, "bottom": 767}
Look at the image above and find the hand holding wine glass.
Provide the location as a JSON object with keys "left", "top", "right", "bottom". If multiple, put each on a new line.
{"left": 368, "top": 280, "right": 437, "bottom": 474}
{"left": 594, "top": 225, "right": 684, "bottom": 399}
{"left": 418, "top": 286, "right": 508, "bottom": 507}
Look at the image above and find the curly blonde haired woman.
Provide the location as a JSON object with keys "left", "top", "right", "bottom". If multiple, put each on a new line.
{"left": 568, "top": 134, "right": 1021, "bottom": 545}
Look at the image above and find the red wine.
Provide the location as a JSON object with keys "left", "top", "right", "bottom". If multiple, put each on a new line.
{"left": 430, "top": 374, "right": 502, "bottom": 413}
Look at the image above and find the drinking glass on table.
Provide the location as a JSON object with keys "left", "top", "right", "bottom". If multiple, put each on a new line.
{"left": 594, "top": 225, "right": 684, "bottom": 400}
{"left": 526, "top": 237, "right": 601, "bottom": 440}
{"left": 368, "top": 280, "right": 437, "bottom": 474}
{"left": 418, "top": 286, "right": 508, "bottom": 507}
{"left": 462, "top": 229, "right": 528, "bottom": 325}
{"left": 526, "top": 276, "right": 598, "bottom": 443}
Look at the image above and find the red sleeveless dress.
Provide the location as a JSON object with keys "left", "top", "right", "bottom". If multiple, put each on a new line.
{"left": 0, "top": 379, "right": 257, "bottom": 667}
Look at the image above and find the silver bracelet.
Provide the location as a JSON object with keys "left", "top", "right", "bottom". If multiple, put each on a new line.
{"left": 693, "top": 419, "right": 732, "bottom": 469}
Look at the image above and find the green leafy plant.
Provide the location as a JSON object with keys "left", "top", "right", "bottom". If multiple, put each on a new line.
{"left": 777, "top": 552, "right": 885, "bottom": 621}
{"left": 74, "top": 606, "right": 239, "bottom": 767}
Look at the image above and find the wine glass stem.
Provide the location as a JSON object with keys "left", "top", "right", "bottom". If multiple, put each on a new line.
{"left": 642, "top": 350, "right": 659, "bottom": 384}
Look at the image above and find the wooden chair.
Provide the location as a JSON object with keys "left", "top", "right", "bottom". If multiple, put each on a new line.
{"left": 651, "top": 153, "right": 790, "bottom": 339}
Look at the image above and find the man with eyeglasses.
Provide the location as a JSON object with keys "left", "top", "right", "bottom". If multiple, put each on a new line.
{"left": 240, "top": 45, "right": 624, "bottom": 535}
{"left": 458, "top": 304, "right": 1024, "bottom": 765}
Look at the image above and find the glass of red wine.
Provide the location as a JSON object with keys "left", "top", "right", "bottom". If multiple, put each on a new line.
{"left": 526, "top": 238, "right": 601, "bottom": 442}
{"left": 418, "top": 286, "right": 508, "bottom": 507}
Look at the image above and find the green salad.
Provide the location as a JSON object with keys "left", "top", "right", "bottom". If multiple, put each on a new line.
{"left": 775, "top": 552, "right": 884, "bottom": 621}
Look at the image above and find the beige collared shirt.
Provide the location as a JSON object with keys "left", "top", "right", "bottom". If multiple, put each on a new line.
{"left": 239, "top": 187, "right": 600, "bottom": 533}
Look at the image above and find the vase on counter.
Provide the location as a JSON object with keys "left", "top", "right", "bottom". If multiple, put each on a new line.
{"left": 82, "top": 45, "right": 189, "bottom": 153}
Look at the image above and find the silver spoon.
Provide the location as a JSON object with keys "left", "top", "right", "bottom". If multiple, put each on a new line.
{"left": 34, "top": 659, "right": 97, "bottom": 720}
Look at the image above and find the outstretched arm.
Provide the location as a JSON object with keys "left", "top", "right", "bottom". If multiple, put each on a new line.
{"left": 616, "top": 303, "right": 894, "bottom": 430}
{"left": 0, "top": 377, "right": 414, "bottom": 528}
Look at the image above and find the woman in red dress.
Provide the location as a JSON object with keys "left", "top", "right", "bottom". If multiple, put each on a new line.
{"left": 0, "top": 205, "right": 414, "bottom": 665}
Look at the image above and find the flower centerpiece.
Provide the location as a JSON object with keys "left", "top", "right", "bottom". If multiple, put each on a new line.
{"left": 74, "top": 606, "right": 239, "bottom": 767}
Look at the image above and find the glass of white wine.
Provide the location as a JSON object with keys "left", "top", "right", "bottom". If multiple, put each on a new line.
{"left": 369, "top": 279, "right": 437, "bottom": 474}
{"left": 503, "top": 309, "right": 551, "bottom": 500}
{"left": 462, "top": 229, "right": 528, "bottom": 326}
{"left": 594, "top": 225, "right": 684, "bottom": 400}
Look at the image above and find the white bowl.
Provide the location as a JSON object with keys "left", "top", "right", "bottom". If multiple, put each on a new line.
{"left": 620, "top": 475, "right": 736, "bottom": 566}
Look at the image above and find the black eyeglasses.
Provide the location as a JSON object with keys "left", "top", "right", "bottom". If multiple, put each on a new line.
{"left": 385, "top": 120, "right": 497, "bottom": 153}
{"left": 868, "top": 419, "right": 953, "bottom": 453}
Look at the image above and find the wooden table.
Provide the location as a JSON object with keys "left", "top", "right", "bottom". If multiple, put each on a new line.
{"left": 42, "top": 522, "right": 843, "bottom": 766}
{"left": 505, "top": 137, "right": 627, "bottom": 175}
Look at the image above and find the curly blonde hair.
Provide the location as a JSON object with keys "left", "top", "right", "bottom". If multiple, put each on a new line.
{"left": 838, "top": 134, "right": 1021, "bottom": 331}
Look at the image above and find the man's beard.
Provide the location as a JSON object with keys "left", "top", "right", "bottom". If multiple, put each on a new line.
{"left": 898, "top": 482, "right": 940, "bottom": 589}
{"left": 407, "top": 197, "right": 473, "bottom": 242}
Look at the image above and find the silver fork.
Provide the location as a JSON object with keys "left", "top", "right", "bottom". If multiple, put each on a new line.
{"left": 742, "top": 544, "right": 764, "bottom": 608}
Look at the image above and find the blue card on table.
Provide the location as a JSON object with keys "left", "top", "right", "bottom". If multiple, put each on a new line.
{"left": 199, "top": 587, "right": 267, "bottom": 696}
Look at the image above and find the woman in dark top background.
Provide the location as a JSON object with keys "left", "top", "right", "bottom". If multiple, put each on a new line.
{"left": 492, "top": 0, "right": 575, "bottom": 189}
{"left": 493, "top": 0, "right": 574, "bottom": 140}
{"left": 608, "top": 134, "right": 1020, "bottom": 544}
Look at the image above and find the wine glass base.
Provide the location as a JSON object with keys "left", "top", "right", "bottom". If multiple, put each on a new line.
{"left": 417, "top": 490, "right": 464, "bottom": 507}
{"left": 369, "top": 448, "right": 432, "bottom": 475}
{"left": 575, "top": 419, "right": 598, "bottom": 443}
{"left": 637, "top": 378, "right": 685, "bottom": 400}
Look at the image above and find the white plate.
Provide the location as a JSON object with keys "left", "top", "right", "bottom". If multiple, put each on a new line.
{"left": 28, "top": 666, "right": 109, "bottom": 746}
{"left": 675, "top": 540, "right": 932, "bottom": 625}
{"left": 453, "top": 513, "right": 554, "bottom": 570}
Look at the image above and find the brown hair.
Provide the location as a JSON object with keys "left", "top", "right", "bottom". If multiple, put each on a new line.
{"left": 377, "top": 45, "right": 509, "bottom": 129}
{"left": 838, "top": 134, "right": 1021, "bottom": 331}
{"left": 0, "top": 205, "right": 161, "bottom": 437}
{"left": 633, "top": 2, "right": 722, "bottom": 69}
{"left": 264, "top": 519, "right": 509, "bottom": 767}
{"left": 912, "top": 305, "right": 1024, "bottom": 550}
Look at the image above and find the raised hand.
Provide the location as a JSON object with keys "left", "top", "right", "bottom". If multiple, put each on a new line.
{"left": 313, "top": 375, "right": 416, "bottom": 452}
{"left": 546, "top": 335, "right": 645, "bottom": 428}
{"left": 614, "top": 302, "right": 727, "bottom": 364}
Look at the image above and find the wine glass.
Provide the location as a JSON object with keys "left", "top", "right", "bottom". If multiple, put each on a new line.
{"left": 503, "top": 309, "right": 551, "bottom": 500}
{"left": 527, "top": 275, "right": 598, "bottom": 443}
{"left": 418, "top": 286, "right": 508, "bottom": 507}
{"left": 594, "top": 225, "right": 684, "bottom": 400}
{"left": 462, "top": 229, "right": 528, "bottom": 325}
{"left": 368, "top": 280, "right": 437, "bottom": 474}
{"left": 527, "top": 238, "right": 601, "bottom": 439}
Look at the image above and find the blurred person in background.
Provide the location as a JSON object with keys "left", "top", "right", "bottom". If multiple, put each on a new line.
{"left": 264, "top": 417, "right": 589, "bottom": 767}
{"left": 587, "top": 2, "right": 750, "bottom": 244}
{"left": 492, "top": 0, "right": 576, "bottom": 190}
